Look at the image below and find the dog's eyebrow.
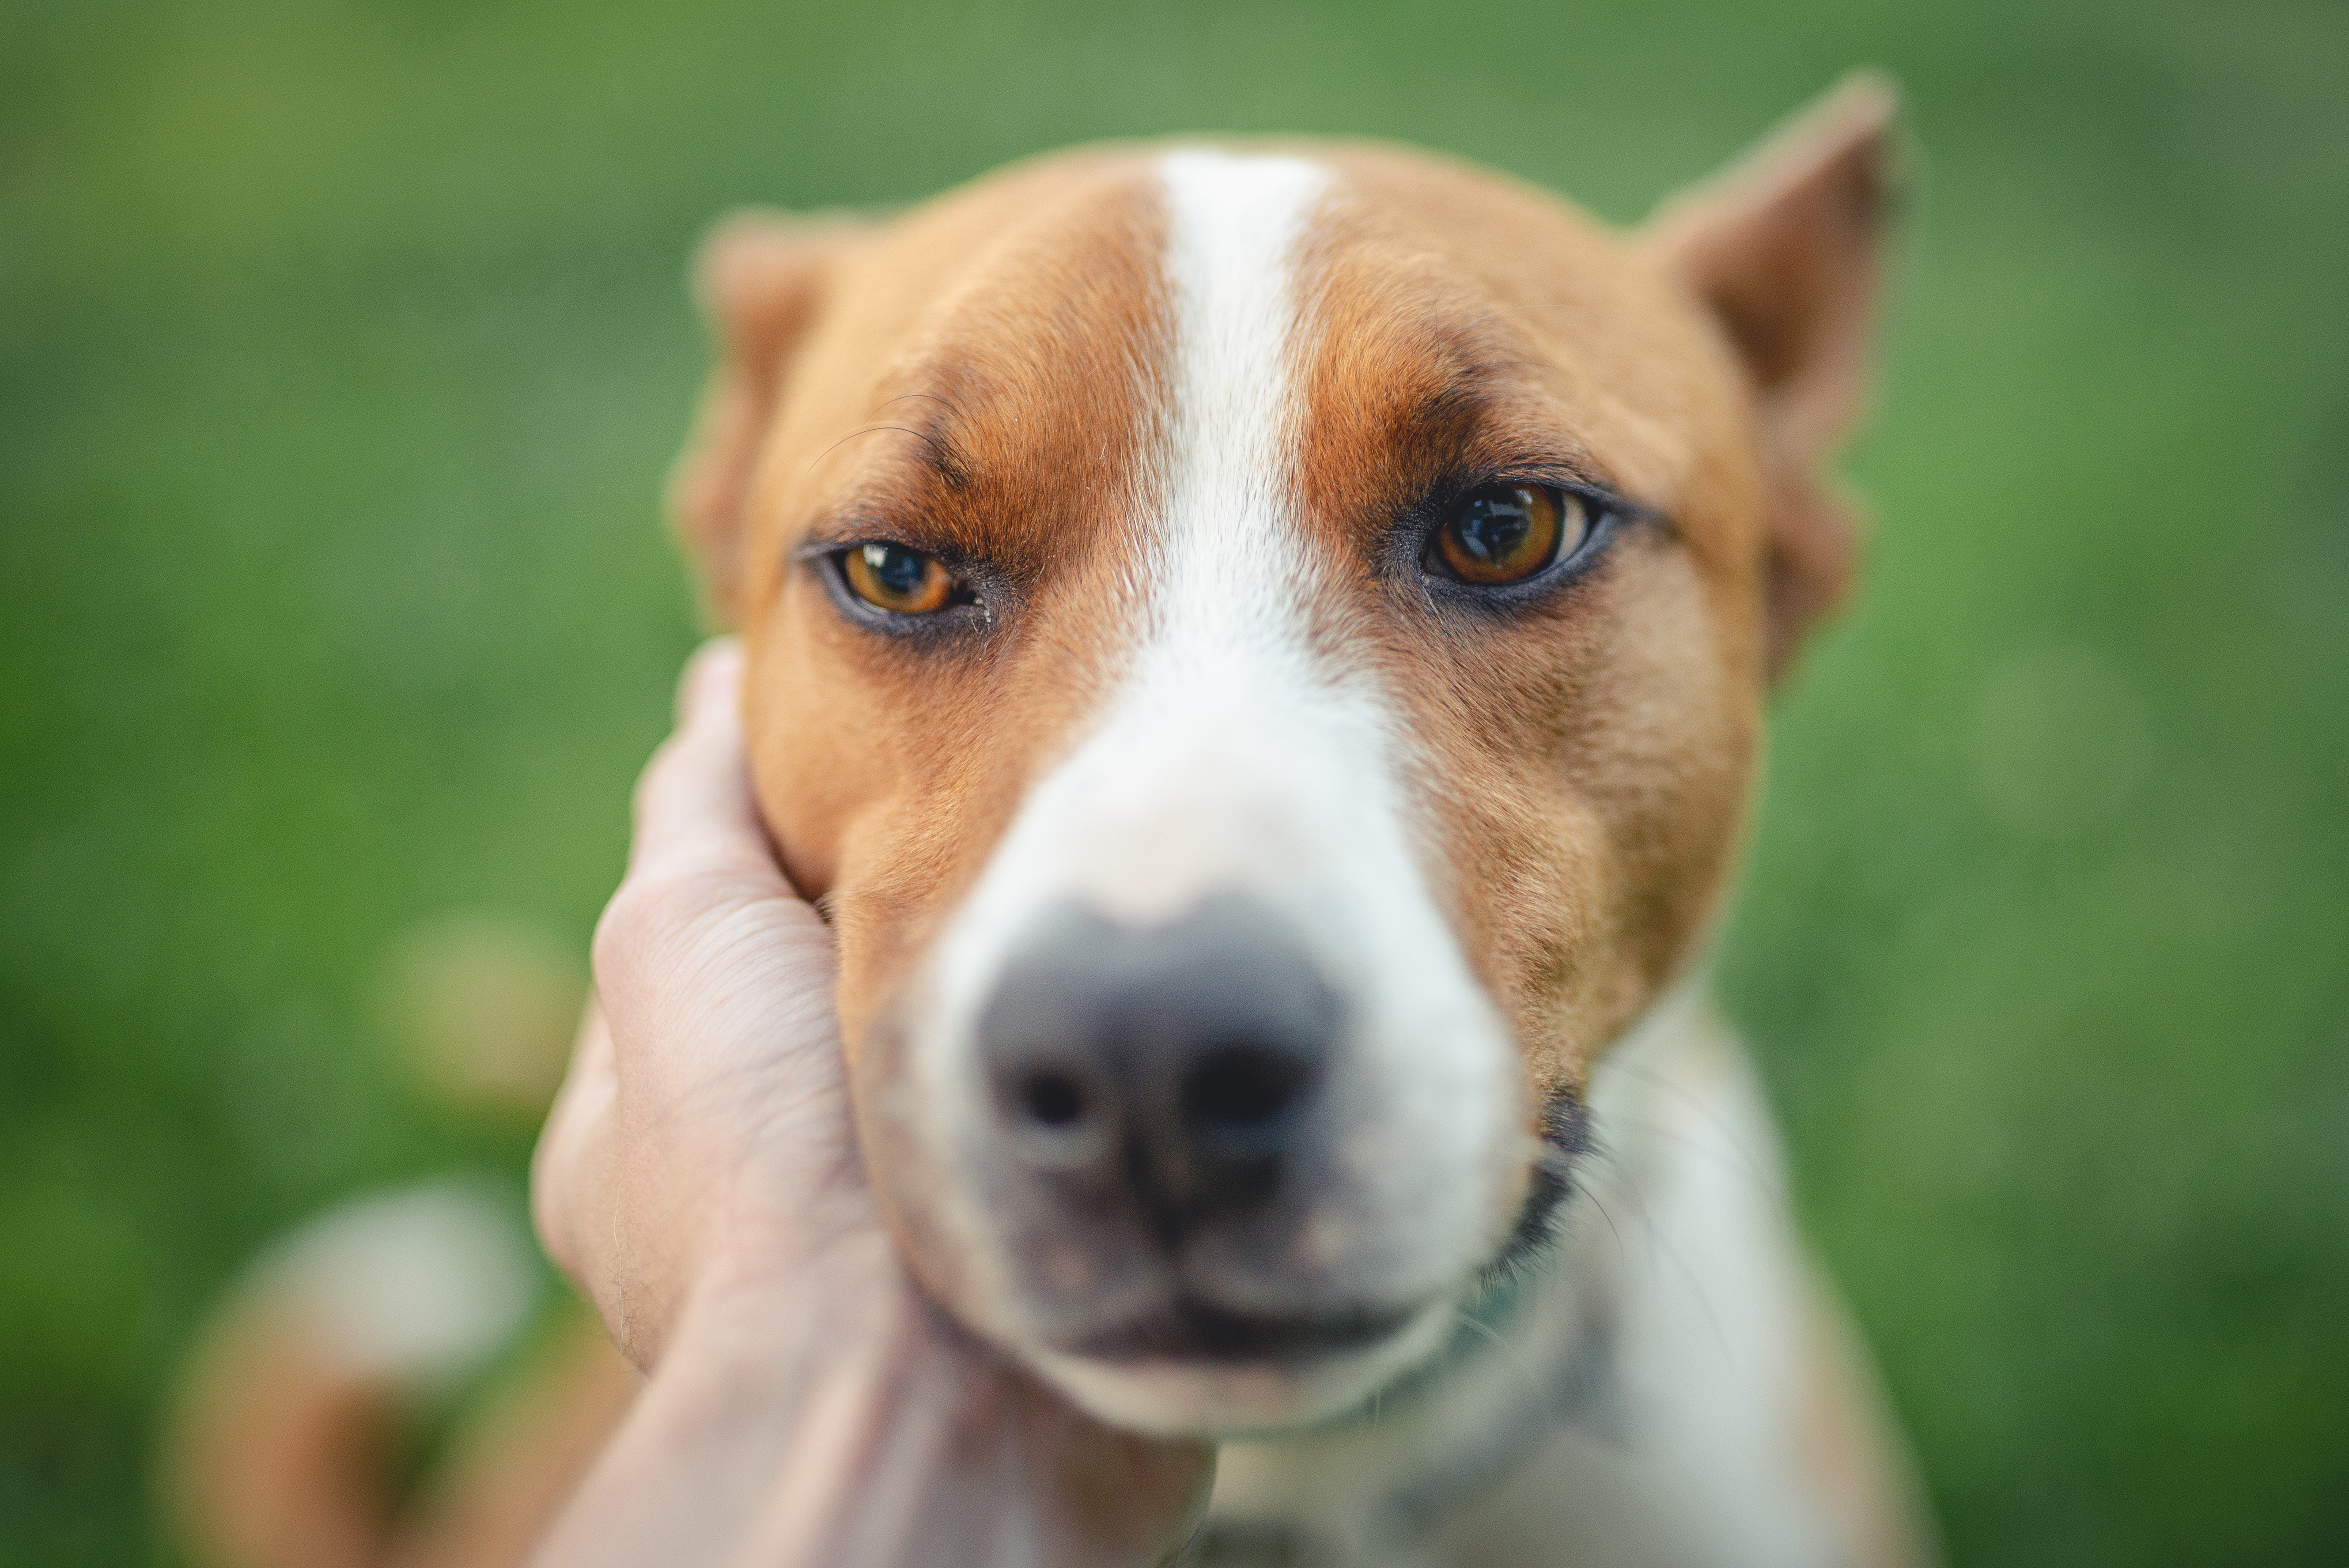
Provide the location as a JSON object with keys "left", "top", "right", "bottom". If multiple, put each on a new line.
{"left": 1374, "top": 336, "right": 1611, "bottom": 494}
{"left": 1386, "top": 302, "right": 1583, "bottom": 429}
{"left": 879, "top": 392, "right": 977, "bottom": 490}
{"left": 809, "top": 392, "right": 976, "bottom": 491}
{"left": 1377, "top": 340, "right": 1510, "bottom": 453}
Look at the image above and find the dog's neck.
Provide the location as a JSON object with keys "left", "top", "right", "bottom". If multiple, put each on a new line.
{"left": 1195, "top": 981, "right": 1717, "bottom": 1563}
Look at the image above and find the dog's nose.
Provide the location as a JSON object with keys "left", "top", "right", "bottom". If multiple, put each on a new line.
{"left": 977, "top": 895, "right": 1342, "bottom": 1244}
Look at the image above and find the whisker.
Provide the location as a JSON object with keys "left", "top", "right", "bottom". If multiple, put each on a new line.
{"left": 1581, "top": 1185, "right": 1630, "bottom": 1278}
{"left": 875, "top": 391, "right": 962, "bottom": 418}
{"left": 1592, "top": 1055, "right": 1779, "bottom": 1198}
{"left": 804, "top": 422, "right": 961, "bottom": 480}
{"left": 1591, "top": 1110, "right": 1783, "bottom": 1204}
{"left": 1453, "top": 1304, "right": 1543, "bottom": 1390}
{"left": 1576, "top": 1139, "right": 1735, "bottom": 1367}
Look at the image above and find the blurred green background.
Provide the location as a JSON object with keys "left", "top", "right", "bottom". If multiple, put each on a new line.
{"left": 4, "top": 0, "right": 2344, "bottom": 1561}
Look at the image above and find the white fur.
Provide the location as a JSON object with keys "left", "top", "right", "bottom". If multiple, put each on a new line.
{"left": 905, "top": 149, "right": 1522, "bottom": 1432}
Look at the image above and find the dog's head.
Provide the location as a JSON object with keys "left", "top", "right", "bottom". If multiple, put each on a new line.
{"left": 670, "top": 80, "right": 1895, "bottom": 1435}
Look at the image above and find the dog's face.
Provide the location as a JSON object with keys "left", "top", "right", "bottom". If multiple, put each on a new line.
{"left": 673, "top": 85, "right": 1892, "bottom": 1435}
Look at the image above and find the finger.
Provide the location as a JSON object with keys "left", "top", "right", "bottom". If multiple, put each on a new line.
{"left": 533, "top": 999, "right": 618, "bottom": 1284}
{"left": 674, "top": 634, "right": 745, "bottom": 729}
{"left": 627, "top": 638, "right": 781, "bottom": 883}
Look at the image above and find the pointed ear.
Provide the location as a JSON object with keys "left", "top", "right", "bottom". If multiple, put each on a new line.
{"left": 1642, "top": 73, "right": 1903, "bottom": 679}
{"left": 667, "top": 210, "right": 870, "bottom": 624}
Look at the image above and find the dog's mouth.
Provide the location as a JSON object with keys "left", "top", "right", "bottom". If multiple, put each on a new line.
{"left": 1058, "top": 1294, "right": 1425, "bottom": 1364}
{"left": 1024, "top": 1289, "right": 1460, "bottom": 1435}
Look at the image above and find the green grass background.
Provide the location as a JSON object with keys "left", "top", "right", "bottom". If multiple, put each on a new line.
{"left": 4, "top": 0, "right": 2345, "bottom": 1561}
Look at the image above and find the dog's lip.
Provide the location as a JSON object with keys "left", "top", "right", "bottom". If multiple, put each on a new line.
{"left": 1054, "top": 1295, "right": 1423, "bottom": 1364}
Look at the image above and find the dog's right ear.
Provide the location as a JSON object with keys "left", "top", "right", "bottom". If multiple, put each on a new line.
{"left": 1641, "top": 74, "right": 1902, "bottom": 681}
{"left": 668, "top": 211, "right": 870, "bottom": 624}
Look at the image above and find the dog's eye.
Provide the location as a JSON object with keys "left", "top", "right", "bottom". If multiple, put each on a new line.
{"left": 841, "top": 542, "right": 959, "bottom": 614}
{"left": 1428, "top": 484, "right": 1590, "bottom": 586}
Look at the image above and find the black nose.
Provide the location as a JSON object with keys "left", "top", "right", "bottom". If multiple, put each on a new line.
{"left": 977, "top": 895, "right": 1343, "bottom": 1245}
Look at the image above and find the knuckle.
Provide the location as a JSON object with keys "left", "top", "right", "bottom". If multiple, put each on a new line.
{"left": 591, "top": 876, "right": 679, "bottom": 986}
{"left": 592, "top": 869, "right": 738, "bottom": 996}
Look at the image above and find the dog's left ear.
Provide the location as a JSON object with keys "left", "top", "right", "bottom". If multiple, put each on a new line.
{"left": 669, "top": 210, "right": 872, "bottom": 625}
{"left": 1642, "top": 73, "right": 1902, "bottom": 679}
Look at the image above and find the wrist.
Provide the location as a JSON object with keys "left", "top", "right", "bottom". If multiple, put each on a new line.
{"left": 532, "top": 1232, "right": 932, "bottom": 1568}
{"left": 672, "top": 1220, "right": 912, "bottom": 1368}
{"left": 596, "top": 1147, "right": 888, "bottom": 1373}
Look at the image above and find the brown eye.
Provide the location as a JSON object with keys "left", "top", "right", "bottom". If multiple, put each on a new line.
{"left": 1431, "top": 484, "right": 1589, "bottom": 585}
{"left": 841, "top": 542, "right": 957, "bottom": 614}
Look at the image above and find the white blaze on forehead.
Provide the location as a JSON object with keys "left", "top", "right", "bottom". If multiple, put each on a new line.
{"left": 1072, "top": 149, "right": 1345, "bottom": 923}
{"left": 912, "top": 151, "right": 1521, "bottom": 1405}
{"left": 941, "top": 148, "right": 1356, "bottom": 940}
{"left": 1155, "top": 148, "right": 1329, "bottom": 664}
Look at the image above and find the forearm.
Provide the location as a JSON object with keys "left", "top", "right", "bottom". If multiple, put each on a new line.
{"left": 531, "top": 1245, "right": 917, "bottom": 1568}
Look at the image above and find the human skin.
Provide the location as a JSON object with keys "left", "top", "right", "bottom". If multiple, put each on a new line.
{"left": 528, "top": 639, "right": 1212, "bottom": 1568}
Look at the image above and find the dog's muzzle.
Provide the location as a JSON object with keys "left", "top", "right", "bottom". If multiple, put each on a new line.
{"left": 962, "top": 892, "right": 1448, "bottom": 1368}
{"left": 891, "top": 670, "right": 1524, "bottom": 1428}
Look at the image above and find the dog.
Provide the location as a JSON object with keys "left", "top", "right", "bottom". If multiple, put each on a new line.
{"left": 173, "top": 76, "right": 1933, "bottom": 1568}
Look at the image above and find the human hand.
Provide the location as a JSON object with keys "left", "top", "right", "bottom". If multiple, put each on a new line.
{"left": 530, "top": 639, "right": 1212, "bottom": 1568}
{"left": 532, "top": 636, "right": 859, "bottom": 1367}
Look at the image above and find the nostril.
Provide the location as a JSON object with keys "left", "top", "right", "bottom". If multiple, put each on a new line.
{"left": 995, "top": 1061, "right": 1116, "bottom": 1172}
{"left": 1182, "top": 1043, "right": 1316, "bottom": 1135}
{"left": 1018, "top": 1069, "right": 1089, "bottom": 1130}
